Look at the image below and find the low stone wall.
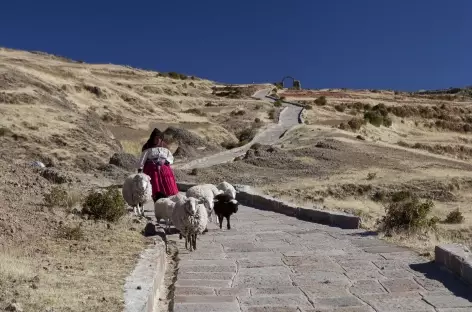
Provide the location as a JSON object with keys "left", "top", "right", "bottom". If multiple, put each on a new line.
{"left": 176, "top": 182, "right": 360, "bottom": 229}
{"left": 124, "top": 235, "right": 166, "bottom": 312}
{"left": 435, "top": 244, "right": 472, "bottom": 285}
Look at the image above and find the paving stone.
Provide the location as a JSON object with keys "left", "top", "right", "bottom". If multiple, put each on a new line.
{"left": 380, "top": 269, "right": 414, "bottom": 278}
{"left": 179, "top": 265, "right": 236, "bottom": 273}
{"left": 291, "top": 272, "right": 350, "bottom": 286}
{"left": 239, "top": 266, "right": 292, "bottom": 275}
{"left": 380, "top": 278, "right": 423, "bottom": 292}
{"left": 344, "top": 269, "right": 384, "bottom": 280}
{"left": 360, "top": 292, "right": 433, "bottom": 312}
{"left": 217, "top": 287, "right": 250, "bottom": 296}
{"left": 226, "top": 251, "right": 281, "bottom": 259}
{"left": 312, "top": 296, "right": 366, "bottom": 309}
{"left": 174, "top": 302, "right": 240, "bottom": 312}
{"left": 251, "top": 287, "right": 303, "bottom": 295}
{"left": 178, "top": 272, "right": 235, "bottom": 280}
{"left": 182, "top": 253, "right": 227, "bottom": 260}
{"left": 175, "top": 279, "right": 232, "bottom": 288}
{"left": 379, "top": 251, "right": 426, "bottom": 261}
{"left": 337, "top": 260, "right": 377, "bottom": 271}
{"left": 301, "top": 285, "right": 350, "bottom": 298}
{"left": 423, "top": 295, "right": 472, "bottom": 308}
{"left": 283, "top": 255, "right": 335, "bottom": 267}
{"left": 233, "top": 274, "right": 293, "bottom": 288}
{"left": 331, "top": 253, "right": 384, "bottom": 261}
{"left": 243, "top": 307, "right": 299, "bottom": 312}
{"left": 240, "top": 294, "right": 312, "bottom": 309}
{"left": 238, "top": 258, "right": 285, "bottom": 268}
{"left": 174, "top": 295, "right": 236, "bottom": 303}
{"left": 291, "top": 264, "right": 344, "bottom": 274}
{"left": 373, "top": 260, "right": 410, "bottom": 270}
{"left": 302, "top": 307, "right": 375, "bottom": 312}
{"left": 363, "top": 246, "right": 410, "bottom": 254}
{"left": 174, "top": 287, "right": 216, "bottom": 296}
{"left": 350, "top": 280, "right": 387, "bottom": 295}
{"left": 179, "top": 259, "right": 234, "bottom": 267}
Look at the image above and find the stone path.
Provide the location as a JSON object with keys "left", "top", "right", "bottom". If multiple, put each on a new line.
{"left": 175, "top": 89, "right": 303, "bottom": 170}
{"left": 166, "top": 205, "right": 472, "bottom": 312}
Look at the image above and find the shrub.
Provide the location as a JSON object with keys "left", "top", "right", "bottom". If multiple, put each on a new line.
{"left": 255, "top": 104, "right": 263, "bottom": 110}
{"left": 444, "top": 209, "right": 464, "bottom": 224}
{"left": 238, "top": 127, "right": 258, "bottom": 143}
{"left": 231, "top": 109, "right": 246, "bottom": 116}
{"left": 305, "top": 104, "right": 313, "bottom": 110}
{"left": 82, "top": 188, "right": 127, "bottom": 222}
{"left": 273, "top": 100, "right": 282, "bottom": 107}
{"left": 0, "top": 127, "right": 12, "bottom": 136}
{"left": 250, "top": 143, "right": 262, "bottom": 150}
{"left": 44, "top": 186, "right": 82, "bottom": 210}
{"left": 190, "top": 168, "right": 198, "bottom": 176}
{"left": 367, "top": 172, "right": 377, "bottom": 180}
{"left": 254, "top": 117, "right": 261, "bottom": 123}
{"left": 379, "top": 191, "right": 437, "bottom": 234}
{"left": 364, "top": 110, "right": 384, "bottom": 127}
{"left": 348, "top": 118, "right": 364, "bottom": 131}
{"left": 314, "top": 96, "right": 327, "bottom": 106}
{"left": 268, "top": 108, "right": 276, "bottom": 119}
{"left": 334, "top": 104, "right": 346, "bottom": 112}
{"left": 56, "top": 224, "right": 84, "bottom": 240}
{"left": 184, "top": 108, "right": 206, "bottom": 116}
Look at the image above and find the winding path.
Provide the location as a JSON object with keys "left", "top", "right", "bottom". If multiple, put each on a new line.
{"left": 175, "top": 89, "right": 303, "bottom": 170}
{"left": 143, "top": 89, "right": 472, "bottom": 311}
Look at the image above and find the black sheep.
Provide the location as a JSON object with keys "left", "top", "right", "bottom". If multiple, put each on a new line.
{"left": 214, "top": 193, "right": 239, "bottom": 230}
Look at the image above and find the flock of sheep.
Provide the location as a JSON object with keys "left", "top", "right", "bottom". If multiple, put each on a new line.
{"left": 122, "top": 173, "right": 239, "bottom": 251}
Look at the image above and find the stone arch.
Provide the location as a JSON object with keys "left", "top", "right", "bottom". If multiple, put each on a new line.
{"left": 281, "top": 76, "right": 295, "bottom": 88}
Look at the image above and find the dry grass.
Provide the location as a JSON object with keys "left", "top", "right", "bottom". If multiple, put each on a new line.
{"left": 0, "top": 218, "right": 146, "bottom": 312}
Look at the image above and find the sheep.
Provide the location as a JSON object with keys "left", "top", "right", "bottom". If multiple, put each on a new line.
{"left": 171, "top": 195, "right": 208, "bottom": 251}
{"left": 122, "top": 173, "right": 152, "bottom": 217}
{"left": 213, "top": 193, "right": 239, "bottom": 230}
{"left": 153, "top": 193, "right": 185, "bottom": 231}
{"left": 186, "top": 184, "right": 223, "bottom": 225}
{"left": 217, "top": 181, "right": 237, "bottom": 200}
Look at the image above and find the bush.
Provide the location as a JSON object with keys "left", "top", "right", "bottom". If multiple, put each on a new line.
{"left": 254, "top": 117, "right": 261, "bottom": 123}
{"left": 44, "top": 186, "right": 82, "bottom": 210}
{"left": 184, "top": 108, "right": 206, "bottom": 116}
{"left": 273, "top": 100, "right": 282, "bottom": 107}
{"left": 305, "top": 104, "right": 313, "bottom": 110}
{"left": 364, "top": 110, "right": 384, "bottom": 127}
{"left": 314, "top": 96, "right": 327, "bottom": 106}
{"left": 268, "top": 108, "right": 276, "bottom": 120}
{"left": 0, "top": 127, "right": 12, "bottom": 136}
{"left": 231, "top": 109, "right": 246, "bottom": 116}
{"left": 190, "top": 168, "right": 198, "bottom": 176}
{"left": 334, "top": 104, "right": 346, "bottom": 112}
{"left": 82, "top": 188, "right": 127, "bottom": 222}
{"left": 348, "top": 118, "right": 364, "bottom": 131}
{"left": 367, "top": 172, "right": 377, "bottom": 180}
{"left": 250, "top": 143, "right": 262, "bottom": 150}
{"left": 444, "top": 209, "right": 464, "bottom": 224}
{"left": 379, "top": 191, "right": 437, "bottom": 234}
{"left": 56, "top": 224, "right": 84, "bottom": 240}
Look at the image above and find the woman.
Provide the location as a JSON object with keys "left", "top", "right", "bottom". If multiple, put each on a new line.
{"left": 137, "top": 128, "right": 179, "bottom": 202}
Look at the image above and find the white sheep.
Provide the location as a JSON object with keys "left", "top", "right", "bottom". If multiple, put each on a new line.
{"left": 171, "top": 195, "right": 208, "bottom": 251}
{"left": 217, "top": 181, "right": 237, "bottom": 200}
{"left": 122, "top": 173, "right": 153, "bottom": 217}
{"left": 154, "top": 193, "right": 185, "bottom": 231}
{"left": 186, "top": 184, "right": 223, "bottom": 224}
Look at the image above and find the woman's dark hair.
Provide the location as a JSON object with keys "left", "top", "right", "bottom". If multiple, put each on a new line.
{"left": 142, "top": 128, "right": 166, "bottom": 151}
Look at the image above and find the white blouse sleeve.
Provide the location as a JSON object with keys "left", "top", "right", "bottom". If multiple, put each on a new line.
{"left": 137, "top": 149, "right": 149, "bottom": 169}
{"left": 165, "top": 148, "right": 174, "bottom": 165}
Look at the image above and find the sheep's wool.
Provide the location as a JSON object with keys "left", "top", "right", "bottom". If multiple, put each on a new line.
{"left": 172, "top": 197, "right": 208, "bottom": 237}
{"left": 122, "top": 173, "right": 152, "bottom": 206}
{"left": 217, "top": 181, "right": 237, "bottom": 200}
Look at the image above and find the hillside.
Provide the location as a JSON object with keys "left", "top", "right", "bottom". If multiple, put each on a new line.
{"left": 0, "top": 47, "right": 275, "bottom": 312}
{"left": 178, "top": 87, "right": 472, "bottom": 253}
{"left": 0, "top": 47, "right": 275, "bottom": 173}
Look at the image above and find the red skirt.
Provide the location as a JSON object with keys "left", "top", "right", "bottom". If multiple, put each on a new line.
{"left": 143, "top": 161, "right": 179, "bottom": 197}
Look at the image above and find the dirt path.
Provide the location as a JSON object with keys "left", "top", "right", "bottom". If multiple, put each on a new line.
{"left": 174, "top": 89, "right": 304, "bottom": 170}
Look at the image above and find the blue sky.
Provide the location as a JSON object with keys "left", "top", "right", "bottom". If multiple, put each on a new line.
{"left": 1, "top": 0, "right": 470, "bottom": 91}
